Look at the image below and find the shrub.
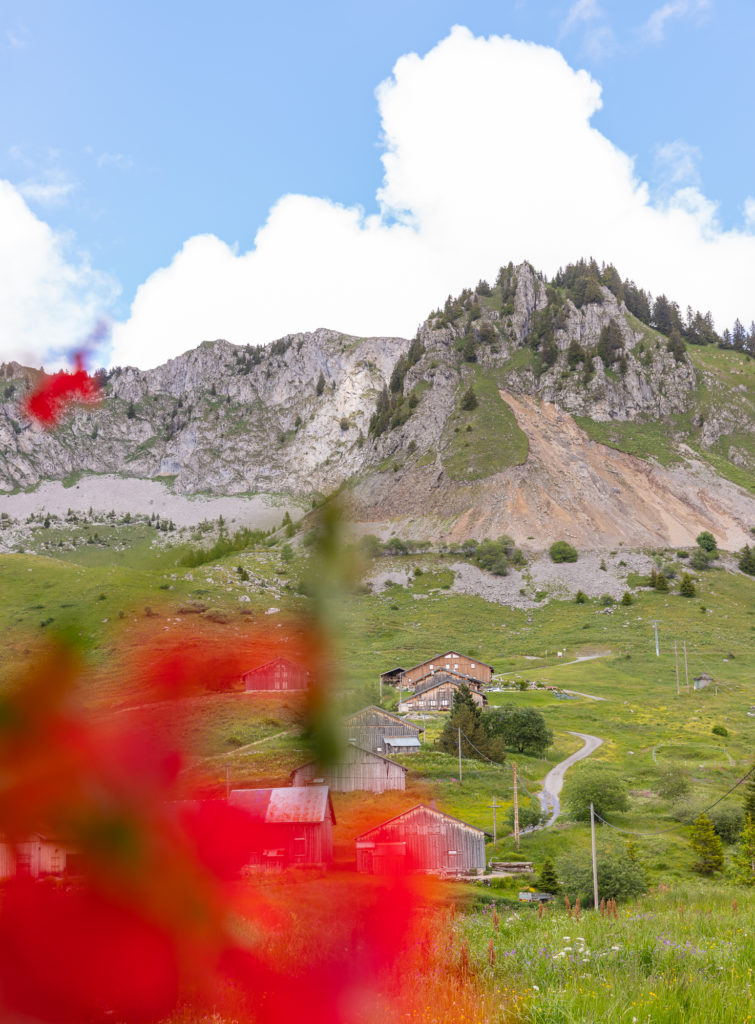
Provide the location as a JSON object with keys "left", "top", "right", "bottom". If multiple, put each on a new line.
{"left": 506, "top": 805, "right": 542, "bottom": 830}
{"left": 574, "top": 590, "right": 588, "bottom": 604}
{"left": 709, "top": 805, "right": 743, "bottom": 844}
{"left": 563, "top": 765, "right": 629, "bottom": 821}
{"left": 711, "top": 723, "right": 728, "bottom": 737}
{"left": 656, "top": 766, "right": 689, "bottom": 800}
{"left": 549, "top": 541, "right": 578, "bottom": 563}
{"left": 696, "top": 530, "right": 717, "bottom": 553}
{"left": 558, "top": 850, "right": 646, "bottom": 906}
{"left": 690, "top": 547, "right": 712, "bottom": 570}
{"left": 620, "top": 591, "right": 633, "bottom": 606}
{"left": 599, "top": 594, "right": 614, "bottom": 606}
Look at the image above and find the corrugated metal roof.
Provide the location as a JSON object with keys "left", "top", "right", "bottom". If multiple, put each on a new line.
{"left": 384, "top": 737, "right": 421, "bottom": 747}
{"left": 230, "top": 786, "right": 333, "bottom": 824}
{"left": 343, "top": 705, "right": 420, "bottom": 729}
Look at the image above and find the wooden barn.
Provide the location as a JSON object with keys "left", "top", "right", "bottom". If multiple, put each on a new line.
{"left": 241, "top": 656, "right": 310, "bottom": 692}
{"left": 229, "top": 786, "right": 335, "bottom": 869}
{"left": 379, "top": 666, "right": 405, "bottom": 690}
{"left": 398, "top": 674, "right": 488, "bottom": 713}
{"left": 356, "top": 804, "right": 488, "bottom": 875}
{"left": 0, "top": 834, "right": 78, "bottom": 879}
{"left": 343, "top": 706, "right": 422, "bottom": 753}
{"left": 289, "top": 744, "right": 407, "bottom": 793}
{"left": 401, "top": 651, "right": 494, "bottom": 690}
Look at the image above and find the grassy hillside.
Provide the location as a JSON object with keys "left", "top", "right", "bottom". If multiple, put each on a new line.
{"left": 441, "top": 366, "right": 529, "bottom": 481}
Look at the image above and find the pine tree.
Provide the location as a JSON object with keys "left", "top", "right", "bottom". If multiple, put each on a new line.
{"left": 733, "top": 813, "right": 755, "bottom": 886}
{"left": 437, "top": 684, "right": 503, "bottom": 763}
{"left": 462, "top": 333, "right": 477, "bottom": 362}
{"left": 744, "top": 768, "right": 755, "bottom": 820}
{"left": 654, "top": 572, "right": 669, "bottom": 593}
{"left": 689, "top": 813, "right": 724, "bottom": 874}
{"left": 648, "top": 567, "right": 658, "bottom": 588}
{"left": 537, "top": 857, "right": 560, "bottom": 893}
{"left": 621, "top": 591, "right": 633, "bottom": 606}
{"left": 460, "top": 386, "right": 478, "bottom": 411}
{"left": 315, "top": 371, "right": 326, "bottom": 396}
{"left": 738, "top": 545, "right": 755, "bottom": 576}
{"left": 679, "top": 573, "right": 696, "bottom": 597}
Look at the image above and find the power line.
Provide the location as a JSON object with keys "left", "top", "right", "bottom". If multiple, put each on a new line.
{"left": 457, "top": 728, "right": 541, "bottom": 805}
{"left": 593, "top": 764, "right": 755, "bottom": 838}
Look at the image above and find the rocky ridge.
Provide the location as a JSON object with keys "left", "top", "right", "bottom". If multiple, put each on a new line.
{"left": 1, "top": 261, "right": 753, "bottom": 549}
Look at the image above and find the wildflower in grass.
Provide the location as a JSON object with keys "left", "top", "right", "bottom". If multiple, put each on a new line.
{"left": 487, "top": 939, "right": 495, "bottom": 967}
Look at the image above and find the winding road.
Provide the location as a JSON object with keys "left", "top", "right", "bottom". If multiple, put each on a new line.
{"left": 538, "top": 731, "right": 604, "bottom": 827}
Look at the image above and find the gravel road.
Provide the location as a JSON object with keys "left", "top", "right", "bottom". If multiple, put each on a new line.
{"left": 538, "top": 731, "right": 604, "bottom": 827}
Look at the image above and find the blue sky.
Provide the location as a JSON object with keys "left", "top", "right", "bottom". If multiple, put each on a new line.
{"left": 1, "top": 0, "right": 754, "bottom": 368}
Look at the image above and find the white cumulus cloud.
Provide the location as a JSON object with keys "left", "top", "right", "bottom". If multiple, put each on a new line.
{"left": 0, "top": 180, "right": 117, "bottom": 367}
{"left": 110, "top": 26, "right": 755, "bottom": 369}
{"left": 3, "top": 26, "right": 755, "bottom": 372}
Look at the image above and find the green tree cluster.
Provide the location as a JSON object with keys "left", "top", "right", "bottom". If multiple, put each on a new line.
{"left": 484, "top": 705, "right": 553, "bottom": 755}
{"left": 437, "top": 684, "right": 505, "bottom": 763}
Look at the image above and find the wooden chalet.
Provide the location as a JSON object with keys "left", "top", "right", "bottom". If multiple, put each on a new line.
{"left": 410, "top": 667, "right": 484, "bottom": 694}
{"left": 356, "top": 804, "right": 489, "bottom": 875}
{"left": 242, "top": 656, "right": 310, "bottom": 692}
{"left": 229, "top": 786, "right": 335, "bottom": 868}
{"left": 379, "top": 666, "right": 405, "bottom": 688}
{"left": 289, "top": 743, "right": 407, "bottom": 793}
{"left": 342, "top": 706, "right": 422, "bottom": 754}
{"left": 397, "top": 673, "right": 488, "bottom": 713}
{"left": 401, "top": 651, "right": 494, "bottom": 690}
{"left": 0, "top": 834, "right": 79, "bottom": 880}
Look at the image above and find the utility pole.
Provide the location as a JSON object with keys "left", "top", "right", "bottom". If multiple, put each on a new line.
{"left": 422, "top": 712, "right": 426, "bottom": 743}
{"left": 379, "top": 674, "right": 383, "bottom": 700}
{"left": 683, "top": 641, "right": 689, "bottom": 694}
{"left": 674, "top": 640, "right": 680, "bottom": 696}
{"left": 458, "top": 727, "right": 462, "bottom": 784}
{"left": 225, "top": 764, "right": 230, "bottom": 801}
{"left": 513, "top": 761, "right": 520, "bottom": 851}
{"left": 487, "top": 796, "right": 498, "bottom": 843}
{"left": 590, "top": 802, "right": 599, "bottom": 911}
{"left": 651, "top": 620, "right": 660, "bottom": 657}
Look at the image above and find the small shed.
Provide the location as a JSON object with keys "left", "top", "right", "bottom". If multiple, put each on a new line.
{"left": 356, "top": 804, "right": 488, "bottom": 875}
{"left": 242, "top": 656, "right": 310, "bottom": 692}
{"left": 401, "top": 652, "right": 494, "bottom": 689}
{"left": 0, "top": 834, "right": 77, "bottom": 879}
{"left": 229, "top": 786, "right": 335, "bottom": 868}
{"left": 693, "top": 673, "right": 713, "bottom": 691}
{"left": 289, "top": 744, "right": 407, "bottom": 793}
{"left": 342, "top": 706, "right": 422, "bottom": 753}
{"left": 398, "top": 674, "right": 488, "bottom": 713}
{"left": 379, "top": 666, "right": 405, "bottom": 688}
{"left": 383, "top": 736, "right": 421, "bottom": 755}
